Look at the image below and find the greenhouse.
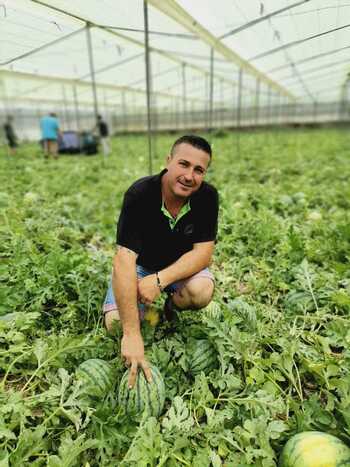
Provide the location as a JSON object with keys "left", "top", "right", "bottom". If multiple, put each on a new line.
{"left": 1, "top": 1, "right": 350, "bottom": 465}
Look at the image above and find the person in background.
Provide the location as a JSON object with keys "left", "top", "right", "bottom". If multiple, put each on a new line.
{"left": 103, "top": 135, "right": 219, "bottom": 388}
{"left": 3, "top": 116, "right": 18, "bottom": 156}
{"left": 40, "top": 113, "right": 60, "bottom": 159}
{"left": 95, "top": 115, "right": 110, "bottom": 157}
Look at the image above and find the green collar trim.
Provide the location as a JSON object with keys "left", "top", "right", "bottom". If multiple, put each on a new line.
{"left": 161, "top": 201, "right": 191, "bottom": 230}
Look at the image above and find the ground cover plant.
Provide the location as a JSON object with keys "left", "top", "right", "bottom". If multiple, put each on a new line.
{"left": 1, "top": 128, "right": 350, "bottom": 466}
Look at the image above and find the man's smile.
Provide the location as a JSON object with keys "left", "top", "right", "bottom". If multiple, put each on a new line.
{"left": 177, "top": 179, "right": 193, "bottom": 188}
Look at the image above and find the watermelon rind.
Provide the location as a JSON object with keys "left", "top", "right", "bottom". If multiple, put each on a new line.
{"left": 76, "top": 358, "right": 114, "bottom": 398}
{"left": 118, "top": 365, "right": 165, "bottom": 418}
{"left": 279, "top": 431, "right": 350, "bottom": 467}
{"left": 188, "top": 339, "right": 218, "bottom": 376}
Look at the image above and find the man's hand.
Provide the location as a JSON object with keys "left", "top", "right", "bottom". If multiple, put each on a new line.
{"left": 138, "top": 274, "right": 161, "bottom": 305}
{"left": 121, "top": 332, "right": 152, "bottom": 388}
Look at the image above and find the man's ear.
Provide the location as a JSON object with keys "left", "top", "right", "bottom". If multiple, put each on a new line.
{"left": 166, "top": 154, "right": 172, "bottom": 164}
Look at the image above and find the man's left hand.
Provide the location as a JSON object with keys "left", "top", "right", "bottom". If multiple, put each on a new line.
{"left": 138, "top": 274, "right": 161, "bottom": 305}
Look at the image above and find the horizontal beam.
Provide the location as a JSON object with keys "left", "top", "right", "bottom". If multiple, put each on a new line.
{"left": 0, "top": 69, "right": 208, "bottom": 104}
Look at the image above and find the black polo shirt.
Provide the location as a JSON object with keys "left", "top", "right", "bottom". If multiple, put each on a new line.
{"left": 116, "top": 169, "right": 219, "bottom": 271}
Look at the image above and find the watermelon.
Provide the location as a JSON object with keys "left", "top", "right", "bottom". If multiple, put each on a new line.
{"left": 279, "top": 431, "right": 350, "bottom": 467}
{"left": 203, "top": 301, "right": 222, "bottom": 319}
{"left": 144, "top": 306, "right": 160, "bottom": 327}
{"left": 118, "top": 365, "right": 165, "bottom": 418}
{"left": 188, "top": 339, "right": 218, "bottom": 376}
{"left": 76, "top": 358, "right": 115, "bottom": 398}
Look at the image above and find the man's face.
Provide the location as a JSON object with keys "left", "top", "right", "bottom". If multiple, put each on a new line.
{"left": 164, "top": 143, "right": 210, "bottom": 199}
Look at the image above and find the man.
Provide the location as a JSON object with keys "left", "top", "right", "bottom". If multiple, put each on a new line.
{"left": 40, "top": 113, "right": 60, "bottom": 159}
{"left": 103, "top": 135, "right": 219, "bottom": 387}
{"left": 3, "top": 116, "right": 18, "bottom": 156}
{"left": 95, "top": 115, "right": 110, "bottom": 157}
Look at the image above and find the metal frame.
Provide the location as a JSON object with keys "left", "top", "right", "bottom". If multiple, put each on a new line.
{"left": 143, "top": 0, "right": 153, "bottom": 175}
{"left": 148, "top": 0, "right": 293, "bottom": 98}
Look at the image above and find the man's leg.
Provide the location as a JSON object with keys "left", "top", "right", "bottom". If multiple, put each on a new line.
{"left": 51, "top": 140, "right": 58, "bottom": 159}
{"left": 163, "top": 270, "right": 215, "bottom": 320}
{"left": 43, "top": 139, "right": 49, "bottom": 158}
{"left": 104, "top": 309, "right": 120, "bottom": 332}
{"left": 105, "top": 137, "right": 111, "bottom": 156}
{"left": 172, "top": 277, "right": 214, "bottom": 310}
{"left": 103, "top": 266, "right": 150, "bottom": 333}
{"left": 101, "top": 138, "right": 109, "bottom": 157}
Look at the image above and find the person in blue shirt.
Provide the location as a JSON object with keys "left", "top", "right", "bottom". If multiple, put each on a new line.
{"left": 40, "top": 113, "right": 60, "bottom": 159}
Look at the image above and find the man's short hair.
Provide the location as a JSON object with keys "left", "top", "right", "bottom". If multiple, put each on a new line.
{"left": 170, "top": 135, "right": 212, "bottom": 159}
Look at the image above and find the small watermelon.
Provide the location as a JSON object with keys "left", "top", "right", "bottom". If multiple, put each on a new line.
{"left": 144, "top": 307, "right": 160, "bottom": 327}
{"left": 188, "top": 339, "right": 218, "bottom": 376}
{"left": 279, "top": 431, "right": 350, "bottom": 467}
{"left": 76, "top": 358, "right": 115, "bottom": 398}
{"left": 203, "top": 301, "right": 222, "bottom": 319}
{"left": 118, "top": 365, "right": 165, "bottom": 418}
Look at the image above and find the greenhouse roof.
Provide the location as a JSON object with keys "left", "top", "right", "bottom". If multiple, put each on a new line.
{"left": 1, "top": 0, "right": 350, "bottom": 107}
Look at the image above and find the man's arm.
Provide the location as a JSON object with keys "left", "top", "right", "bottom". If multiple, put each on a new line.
{"left": 158, "top": 241, "right": 214, "bottom": 288}
{"left": 112, "top": 246, "right": 139, "bottom": 332}
{"left": 137, "top": 241, "right": 214, "bottom": 303}
{"left": 112, "top": 246, "right": 152, "bottom": 387}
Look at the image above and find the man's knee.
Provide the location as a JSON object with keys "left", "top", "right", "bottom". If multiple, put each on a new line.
{"left": 104, "top": 309, "right": 120, "bottom": 333}
{"left": 180, "top": 278, "right": 214, "bottom": 309}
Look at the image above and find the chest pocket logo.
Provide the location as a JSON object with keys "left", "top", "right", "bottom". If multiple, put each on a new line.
{"left": 183, "top": 224, "right": 194, "bottom": 236}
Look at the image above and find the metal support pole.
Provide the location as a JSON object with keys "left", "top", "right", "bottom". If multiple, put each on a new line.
{"left": 279, "top": 95, "right": 284, "bottom": 125}
{"left": 285, "top": 98, "right": 290, "bottom": 125}
{"left": 0, "top": 78, "right": 10, "bottom": 116}
{"left": 293, "top": 100, "right": 297, "bottom": 126}
{"left": 267, "top": 86, "right": 272, "bottom": 127}
{"left": 62, "top": 84, "right": 69, "bottom": 129}
{"left": 175, "top": 98, "right": 180, "bottom": 130}
{"left": 313, "top": 100, "right": 318, "bottom": 123}
{"left": 220, "top": 79, "right": 224, "bottom": 127}
{"left": 73, "top": 83, "right": 80, "bottom": 132}
{"left": 103, "top": 88, "right": 108, "bottom": 122}
{"left": 182, "top": 63, "right": 187, "bottom": 129}
{"left": 236, "top": 68, "right": 243, "bottom": 155}
{"left": 232, "top": 85, "right": 236, "bottom": 126}
{"left": 86, "top": 23, "right": 99, "bottom": 126}
{"left": 280, "top": 94, "right": 284, "bottom": 125}
{"left": 143, "top": 0, "right": 153, "bottom": 175}
{"left": 132, "top": 91, "right": 137, "bottom": 131}
{"left": 121, "top": 89, "right": 127, "bottom": 132}
{"left": 255, "top": 78, "right": 260, "bottom": 127}
{"left": 208, "top": 47, "right": 214, "bottom": 132}
{"left": 191, "top": 100, "right": 195, "bottom": 128}
{"left": 237, "top": 68, "right": 243, "bottom": 129}
{"left": 204, "top": 74, "right": 209, "bottom": 129}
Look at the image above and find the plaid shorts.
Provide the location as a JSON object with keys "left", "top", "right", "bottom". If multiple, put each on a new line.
{"left": 103, "top": 265, "right": 214, "bottom": 319}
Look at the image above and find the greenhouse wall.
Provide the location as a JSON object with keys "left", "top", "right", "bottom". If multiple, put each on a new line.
{"left": 1, "top": 101, "right": 349, "bottom": 142}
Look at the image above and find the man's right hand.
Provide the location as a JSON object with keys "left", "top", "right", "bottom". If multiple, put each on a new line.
{"left": 121, "top": 332, "right": 152, "bottom": 388}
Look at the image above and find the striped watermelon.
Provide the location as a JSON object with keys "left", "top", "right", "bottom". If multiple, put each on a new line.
{"left": 76, "top": 358, "right": 114, "bottom": 398}
{"left": 188, "top": 339, "right": 218, "bottom": 376}
{"left": 279, "top": 431, "right": 350, "bottom": 467}
{"left": 203, "top": 301, "right": 222, "bottom": 319}
{"left": 118, "top": 365, "right": 165, "bottom": 418}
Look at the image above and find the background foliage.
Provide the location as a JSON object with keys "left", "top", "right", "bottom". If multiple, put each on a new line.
{"left": 1, "top": 128, "right": 350, "bottom": 466}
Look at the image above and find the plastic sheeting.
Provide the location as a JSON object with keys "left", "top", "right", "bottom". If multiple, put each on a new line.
{"left": 1, "top": 0, "right": 349, "bottom": 132}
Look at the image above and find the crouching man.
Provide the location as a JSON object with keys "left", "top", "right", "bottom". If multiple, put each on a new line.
{"left": 103, "top": 135, "right": 219, "bottom": 387}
